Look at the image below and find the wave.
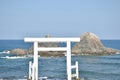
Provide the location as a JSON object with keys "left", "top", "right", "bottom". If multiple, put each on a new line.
{"left": 96, "top": 54, "right": 120, "bottom": 60}
{"left": 115, "top": 52, "right": 120, "bottom": 54}
{"left": 0, "top": 55, "right": 41, "bottom": 59}
{"left": 0, "top": 77, "right": 55, "bottom": 80}
{"left": 0, "top": 52, "right": 10, "bottom": 54}
{"left": 1, "top": 56, "right": 27, "bottom": 59}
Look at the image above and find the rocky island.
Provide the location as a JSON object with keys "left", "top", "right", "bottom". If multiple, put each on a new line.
{"left": 72, "top": 32, "right": 120, "bottom": 55}
{"left": 7, "top": 33, "right": 120, "bottom": 56}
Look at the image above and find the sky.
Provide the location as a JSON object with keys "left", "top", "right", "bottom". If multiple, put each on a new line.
{"left": 0, "top": 0, "right": 120, "bottom": 39}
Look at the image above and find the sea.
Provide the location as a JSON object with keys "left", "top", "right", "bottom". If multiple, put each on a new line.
{"left": 0, "top": 40, "right": 120, "bottom": 80}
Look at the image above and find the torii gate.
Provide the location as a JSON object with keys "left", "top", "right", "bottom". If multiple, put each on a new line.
{"left": 24, "top": 38, "right": 80, "bottom": 80}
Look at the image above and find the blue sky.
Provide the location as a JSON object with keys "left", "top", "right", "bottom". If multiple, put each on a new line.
{"left": 0, "top": 0, "right": 120, "bottom": 39}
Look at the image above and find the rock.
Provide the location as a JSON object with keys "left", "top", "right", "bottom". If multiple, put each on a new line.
{"left": 45, "top": 34, "right": 51, "bottom": 38}
{"left": 28, "top": 35, "right": 65, "bottom": 57}
{"left": 28, "top": 35, "right": 58, "bottom": 54}
{"left": 38, "top": 51, "right": 64, "bottom": 57}
{"left": 72, "top": 32, "right": 120, "bottom": 55}
{"left": 10, "top": 48, "right": 28, "bottom": 56}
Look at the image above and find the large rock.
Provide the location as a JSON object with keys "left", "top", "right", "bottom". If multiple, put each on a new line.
{"left": 28, "top": 35, "right": 65, "bottom": 57}
{"left": 10, "top": 48, "right": 28, "bottom": 56}
{"left": 72, "top": 32, "right": 120, "bottom": 55}
{"left": 28, "top": 41, "right": 59, "bottom": 54}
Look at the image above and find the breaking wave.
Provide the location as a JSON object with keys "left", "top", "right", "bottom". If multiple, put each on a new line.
{"left": 1, "top": 56, "right": 27, "bottom": 59}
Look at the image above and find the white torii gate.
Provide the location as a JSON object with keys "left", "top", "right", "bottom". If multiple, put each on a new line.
{"left": 24, "top": 38, "right": 80, "bottom": 80}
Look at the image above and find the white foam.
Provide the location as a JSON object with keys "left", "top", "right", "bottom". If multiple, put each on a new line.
{"left": 1, "top": 56, "right": 26, "bottom": 59}
{"left": 2, "top": 51, "right": 10, "bottom": 54}
{"left": 116, "top": 52, "right": 120, "bottom": 54}
{"left": 39, "top": 76, "right": 48, "bottom": 80}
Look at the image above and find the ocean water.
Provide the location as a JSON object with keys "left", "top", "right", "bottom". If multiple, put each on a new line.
{"left": 0, "top": 40, "right": 120, "bottom": 80}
